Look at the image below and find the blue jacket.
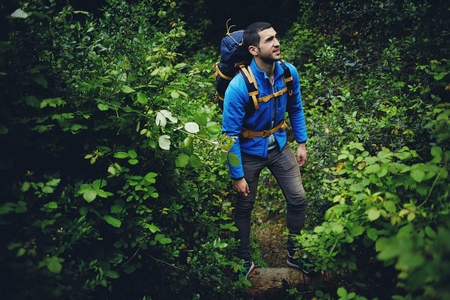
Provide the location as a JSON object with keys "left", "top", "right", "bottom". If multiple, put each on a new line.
{"left": 222, "top": 59, "right": 308, "bottom": 179}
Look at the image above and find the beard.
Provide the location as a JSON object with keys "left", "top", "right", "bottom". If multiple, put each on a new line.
{"left": 258, "top": 47, "right": 281, "bottom": 64}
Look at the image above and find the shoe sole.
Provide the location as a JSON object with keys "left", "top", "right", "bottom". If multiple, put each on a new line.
{"left": 245, "top": 263, "right": 256, "bottom": 279}
{"left": 287, "top": 259, "right": 310, "bottom": 274}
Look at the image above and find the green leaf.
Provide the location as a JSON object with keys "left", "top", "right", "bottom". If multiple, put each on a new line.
{"left": 158, "top": 135, "right": 171, "bottom": 150}
{"left": 367, "top": 228, "right": 378, "bottom": 241}
{"left": 148, "top": 224, "right": 160, "bottom": 233}
{"left": 434, "top": 71, "right": 447, "bottom": 80}
{"left": 121, "top": 86, "right": 135, "bottom": 93}
{"left": 93, "top": 179, "right": 106, "bottom": 189}
{"left": 136, "top": 92, "right": 148, "bottom": 104}
{"left": 367, "top": 208, "right": 381, "bottom": 221}
{"left": 375, "top": 237, "right": 389, "bottom": 252}
{"left": 114, "top": 152, "right": 129, "bottom": 159}
{"left": 314, "top": 226, "right": 325, "bottom": 233}
{"left": 365, "top": 164, "right": 380, "bottom": 174}
{"left": 46, "top": 178, "right": 61, "bottom": 187}
{"left": 337, "top": 287, "right": 347, "bottom": 298}
{"left": 207, "top": 124, "right": 221, "bottom": 135}
{"left": 175, "top": 154, "right": 190, "bottom": 168}
{"left": 128, "top": 150, "right": 137, "bottom": 158}
{"left": 425, "top": 226, "right": 436, "bottom": 239}
{"left": 159, "top": 237, "right": 172, "bottom": 244}
{"left": 430, "top": 146, "right": 442, "bottom": 163}
{"left": 171, "top": 91, "right": 180, "bottom": 99}
{"left": 144, "top": 172, "right": 157, "bottom": 183}
{"left": 128, "top": 158, "right": 139, "bottom": 165}
{"left": 83, "top": 189, "right": 97, "bottom": 202}
{"left": 21, "top": 182, "right": 31, "bottom": 192}
{"left": 365, "top": 157, "right": 379, "bottom": 165}
{"left": 98, "top": 103, "right": 109, "bottom": 111}
{"left": 377, "top": 165, "right": 388, "bottom": 177}
{"left": 185, "top": 122, "right": 200, "bottom": 134}
{"left": 110, "top": 204, "right": 124, "bottom": 214}
{"left": 410, "top": 169, "right": 425, "bottom": 182}
{"left": 383, "top": 200, "right": 396, "bottom": 213}
{"left": 106, "top": 271, "right": 120, "bottom": 279}
{"left": 189, "top": 154, "right": 202, "bottom": 168}
{"left": 349, "top": 225, "right": 365, "bottom": 237}
{"left": 17, "top": 248, "right": 26, "bottom": 257}
{"left": 331, "top": 223, "right": 344, "bottom": 234}
{"left": 155, "top": 112, "right": 167, "bottom": 127}
{"left": 45, "top": 202, "right": 58, "bottom": 209}
{"left": 228, "top": 152, "right": 240, "bottom": 167}
{"left": 104, "top": 215, "right": 122, "bottom": 228}
{"left": 45, "top": 256, "right": 64, "bottom": 274}
{"left": 11, "top": 9, "right": 28, "bottom": 19}
{"left": 350, "top": 184, "right": 364, "bottom": 192}
{"left": 194, "top": 113, "right": 208, "bottom": 126}
{"left": 182, "top": 136, "right": 194, "bottom": 155}
{"left": 160, "top": 110, "right": 178, "bottom": 123}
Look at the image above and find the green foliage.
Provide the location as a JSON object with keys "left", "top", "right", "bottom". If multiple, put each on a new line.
{"left": 297, "top": 117, "right": 449, "bottom": 299}
{"left": 0, "top": 1, "right": 241, "bottom": 299}
{"left": 276, "top": 1, "right": 450, "bottom": 299}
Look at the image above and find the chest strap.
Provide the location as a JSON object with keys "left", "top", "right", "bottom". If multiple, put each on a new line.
{"left": 240, "top": 118, "right": 288, "bottom": 139}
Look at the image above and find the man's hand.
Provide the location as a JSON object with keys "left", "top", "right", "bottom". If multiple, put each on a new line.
{"left": 233, "top": 178, "right": 250, "bottom": 197}
{"left": 296, "top": 143, "right": 307, "bottom": 167}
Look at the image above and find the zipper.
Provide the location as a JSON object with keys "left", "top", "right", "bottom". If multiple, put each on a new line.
{"left": 271, "top": 81, "right": 276, "bottom": 129}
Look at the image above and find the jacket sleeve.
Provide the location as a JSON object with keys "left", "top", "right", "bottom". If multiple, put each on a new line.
{"left": 222, "top": 77, "right": 248, "bottom": 179}
{"left": 286, "top": 63, "right": 308, "bottom": 143}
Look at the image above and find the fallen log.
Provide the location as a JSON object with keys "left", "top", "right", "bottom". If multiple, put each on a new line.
{"left": 246, "top": 267, "right": 310, "bottom": 299}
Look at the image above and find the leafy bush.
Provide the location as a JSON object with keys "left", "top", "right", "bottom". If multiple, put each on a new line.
{"left": 0, "top": 1, "right": 242, "bottom": 299}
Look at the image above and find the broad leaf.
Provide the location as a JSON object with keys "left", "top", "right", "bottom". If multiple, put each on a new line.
{"left": 121, "top": 86, "right": 135, "bottom": 93}
{"left": 83, "top": 189, "right": 97, "bottom": 202}
{"left": 185, "top": 122, "right": 200, "bottom": 133}
{"left": 175, "top": 154, "right": 190, "bottom": 168}
{"left": 136, "top": 92, "right": 148, "bottom": 104}
{"left": 114, "top": 152, "right": 129, "bottom": 159}
{"left": 160, "top": 109, "right": 178, "bottom": 123}
{"left": 158, "top": 135, "right": 171, "bottom": 150}
{"left": 228, "top": 152, "right": 240, "bottom": 167}
{"left": 367, "top": 208, "right": 381, "bottom": 221}
{"left": 11, "top": 9, "right": 28, "bottom": 19}
{"left": 207, "top": 124, "right": 221, "bottom": 135}
{"left": 104, "top": 215, "right": 122, "bottom": 228}
{"left": 410, "top": 168, "right": 425, "bottom": 182}
{"left": 189, "top": 154, "right": 202, "bottom": 168}
{"left": 155, "top": 112, "right": 167, "bottom": 127}
{"left": 194, "top": 113, "right": 208, "bottom": 126}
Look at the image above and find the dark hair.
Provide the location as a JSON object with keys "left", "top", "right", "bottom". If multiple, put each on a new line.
{"left": 243, "top": 22, "right": 272, "bottom": 48}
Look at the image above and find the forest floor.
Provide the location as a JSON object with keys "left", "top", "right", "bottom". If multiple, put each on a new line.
{"left": 251, "top": 205, "right": 288, "bottom": 268}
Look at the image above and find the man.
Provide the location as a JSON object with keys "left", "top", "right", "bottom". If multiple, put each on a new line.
{"left": 222, "top": 22, "right": 313, "bottom": 280}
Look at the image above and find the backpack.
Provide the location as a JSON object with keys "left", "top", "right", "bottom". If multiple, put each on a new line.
{"left": 213, "top": 22, "right": 294, "bottom": 116}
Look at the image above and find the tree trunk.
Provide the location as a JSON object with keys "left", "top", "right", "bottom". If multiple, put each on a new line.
{"left": 246, "top": 267, "right": 310, "bottom": 299}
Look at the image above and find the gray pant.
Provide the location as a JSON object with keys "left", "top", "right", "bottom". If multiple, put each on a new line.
{"left": 234, "top": 143, "right": 306, "bottom": 261}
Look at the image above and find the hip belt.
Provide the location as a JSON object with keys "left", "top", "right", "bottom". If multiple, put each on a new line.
{"left": 240, "top": 118, "right": 287, "bottom": 139}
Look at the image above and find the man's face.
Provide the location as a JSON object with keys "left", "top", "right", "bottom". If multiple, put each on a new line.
{"left": 256, "top": 27, "right": 281, "bottom": 63}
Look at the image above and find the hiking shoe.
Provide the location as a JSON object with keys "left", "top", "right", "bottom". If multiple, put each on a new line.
{"left": 287, "top": 252, "right": 316, "bottom": 274}
{"left": 234, "top": 260, "right": 255, "bottom": 281}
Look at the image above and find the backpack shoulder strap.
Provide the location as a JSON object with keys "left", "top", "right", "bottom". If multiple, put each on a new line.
{"left": 279, "top": 60, "right": 294, "bottom": 96}
{"left": 239, "top": 65, "right": 259, "bottom": 117}
{"left": 238, "top": 62, "right": 294, "bottom": 118}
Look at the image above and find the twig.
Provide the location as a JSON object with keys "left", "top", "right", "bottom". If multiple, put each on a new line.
{"left": 141, "top": 249, "right": 188, "bottom": 273}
